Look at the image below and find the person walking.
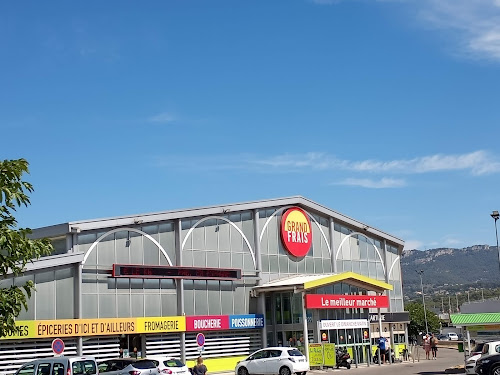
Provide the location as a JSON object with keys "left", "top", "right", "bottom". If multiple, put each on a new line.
{"left": 430, "top": 334, "right": 439, "bottom": 359}
{"left": 423, "top": 334, "right": 431, "bottom": 360}
{"left": 378, "top": 336, "right": 388, "bottom": 364}
{"left": 192, "top": 357, "right": 207, "bottom": 375}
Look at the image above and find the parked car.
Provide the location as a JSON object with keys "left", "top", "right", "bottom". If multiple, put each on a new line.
{"left": 15, "top": 357, "right": 98, "bottom": 375}
{"left": 475, "top": 353, "right": 500, "bottom": 375}
{"left": 98, "top": 358, "right": 160, "bottom": 375}
{"left": 447, "top": 333, "right": 459, "bottom": 341}
{"left": 145, "top": 357, "right": 189, "bottom": 375}
{"left": 466, "top": 341, "right": 500, "bottom": 375}
{"left": 235, "top": 347, "right": 309, "bottom": 375}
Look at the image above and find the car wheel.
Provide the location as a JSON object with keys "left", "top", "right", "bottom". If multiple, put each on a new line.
{"left": 492, "top": 366, "right": 500, "bottom": 375}
{"left": 238, "top": 367, "right": 249, "bottom": 375}
{"left": 279, "top": 366, "right": 291, "bottom": 375}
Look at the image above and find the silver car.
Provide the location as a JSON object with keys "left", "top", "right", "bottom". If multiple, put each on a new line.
{"left": 98, "top": 359, "right": 160, "bottom": 375}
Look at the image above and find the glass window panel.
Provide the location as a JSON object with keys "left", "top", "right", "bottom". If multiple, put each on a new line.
{"left": 360, "top": 261, "right": 369, "bottom": 276}
{"left": 159, "top": 223, "right": 175, "bottom": 266}
{"left": 160, "top": 279, "right": 176, "bottom": 290}
{"left": 323, "top": 259, "right": 332, "bottom": 273}
{"left": 97, "top": 236, "right": 114, "bottom": 267}
{"left": 117, "top": 295, "right": 131, "bottom": 317}
{"left": 144, "top": 238, "right": 160, "bottom": 266}
{"left": 314, "top": 258, "right": 323, "bottom": 273}
{"left": 144, "top": 279, "right": 160, "bottom": 293}
{"left": 16, "top": 275, "right": 35, "bottom": 320}
{"left": 130, "top": 279, "right": 143, "bottom": 290}
{"left": 192, "top": 226, "right": 204, "bottom": 250}
{"left": 194, "top": 289, "right": 208, "bottom": 316}
{"left": 352, "top": 260, "right": 360, "bottom": 274}
{"left": 131, "top": 294, "right": 144, "bottom": 317}
{"left": 206, "top": 251, "right": 219, "bottom": 268}
{"left": 145, "top": 294, "right": 161, "bottom": 317}
{"left": 269, "top": 256, "right": 279, "bottom": 273}
{"left": 230, "top": 226, "right": 243, "bottom": 252}
{"left": 289, "top": 259, "right": 299, "bottom": 274}
{"left": 262, "top": 255, "right": 270, "bottom": 273}
{"left": 82, "top": 294, "right": 98, "bottom": 318}
{"left": 305, "top": 259, "right": 314, "bottom": 274}
{"left": 232, "top": 253, "right": 243, "bottom": 269}
{"left": 219, "top": 251, "right": 231, "bottom": 268}
{"left": 115, "top": 231, "right": 129, "bottom": 264}
{"left": 130, "top": 233, "right": 142, "bottom": 264}
{"left": 218, "top": 222, "right": 230, "bottom": 251}
{"left": 182, "top": 250, "right": 194, "bottom": 267}
{"left": 297, "top": 258, "right": 306, "bottom": 274}
{"left": 116, "top": 278, "right": 130, "bottom": 294}
{"left": 267, "top": 218, "right": 278, "bottom": 255}
{"left": 192, "top": 250, "right": 207, "bottom": 267}
{"left": 220, "top": 282, "right": 234, "bottom": 314}
{"left": 35, "top": 271, "right": 55, "bottom": 319}
{"left": 99, "top": 294, "right": 116, "bottom": 318}
{"left": 207, "top": 281, "right": 221, "bottom": 315}
{"left": 56, "top": 268, "right": 74, "bottom": 319}
{"left": 205, "top": 220, "right": 218, "bottom": 250}
{"left": 184, "top": 281, "right": 194, "bottom": 316}
{"left": 161, "top": 293, "right": 177, "bottom": 316}
{"left": 243, "top": 253, "right": 254, "bottom": 272}
{"left": 279, "top": 256, "right": 288, "bottom": 274}
{"left": 233, "top": 286, "right": 246, "bottom": 314}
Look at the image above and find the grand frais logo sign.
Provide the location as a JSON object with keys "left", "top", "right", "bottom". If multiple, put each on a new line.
{"left": 280, "top": 207, "right": 312, "bottom": 257}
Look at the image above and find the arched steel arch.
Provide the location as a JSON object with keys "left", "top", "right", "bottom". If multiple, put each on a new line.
{"left": 335, "top": 232, "right": 386, "bottom": 276}
{"left": 82, "top": 227, "right": 173, "bottom": 266}
{"left": 181, "top": 215, "right": 256, "bottom": 269}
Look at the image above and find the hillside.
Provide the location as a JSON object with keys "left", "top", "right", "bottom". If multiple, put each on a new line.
{"left": 401, "top": 245, "right": 500, "bottom": 299}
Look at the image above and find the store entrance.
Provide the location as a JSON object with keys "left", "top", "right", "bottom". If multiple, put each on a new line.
{"left": 319, "top": 328, "right": 372, "bottom": 366}
{"left": 119, "top": 334, "right": 142, "bottom": 358}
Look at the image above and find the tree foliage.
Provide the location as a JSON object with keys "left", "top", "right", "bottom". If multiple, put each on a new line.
{"left": 0, "top": 159, "right": 53, "bottom": 337}
{"left": 405, "top": 301, "right": 441, "bottom": 338}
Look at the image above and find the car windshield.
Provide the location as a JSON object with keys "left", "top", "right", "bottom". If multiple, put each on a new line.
{"left": 133, "top": 360, "right": 157, "bottom": 370}
{"left": 163, "top": 360, "right": 184, "bottom": 368}
{"left": 287, "top": 349, "right": 303, "bottom": 357}
{"left": 473, "top": 343, "right": 485, "bottom": 353}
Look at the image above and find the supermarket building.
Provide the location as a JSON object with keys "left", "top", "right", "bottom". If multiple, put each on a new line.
{"left": 1, "top": 197, "right": 408, "bottom": 373}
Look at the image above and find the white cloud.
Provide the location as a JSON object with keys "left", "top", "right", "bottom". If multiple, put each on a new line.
{"left": 404, "top": 240, "right": 424, "bottom": 250}
{"left": 333, "top": 177, "right": 406, "bottom": 188}
{"left": 417, "top": 0, "right": 500, "bottom": 61}
{"left": 256, "top": 150, "right": 500, "bottom": 175}
{"left": 148, "top": 112, "right": 175, "bottom": 124}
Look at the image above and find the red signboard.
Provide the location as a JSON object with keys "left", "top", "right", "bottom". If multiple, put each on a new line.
{"left": 280, "top": 207, "right": 312, "bottom": 257}
{"left": 305, "top": 294, "right": 389, "bottom": 309}
{"left": 186, "top": 315, "right": 229, "bottom": 331}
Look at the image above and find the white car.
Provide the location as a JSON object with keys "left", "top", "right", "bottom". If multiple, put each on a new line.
{"left": 465, "top": 341, "right": 500, "bottom": 374}
{"left": 235, "top": 347, "right": 309, "bottom": 375}
{"left": 146, "top": 357, "right": 190, "bottom": 375}
{"left": 447, "top": 333, "right": 459, "bottom": 341}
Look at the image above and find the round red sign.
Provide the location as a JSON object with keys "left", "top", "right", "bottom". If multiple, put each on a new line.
{"left": 280, "top": 207, "right": 312, "bottom": 257}
{"left": 52, "top": 338, "right": 65, "bottom": 355}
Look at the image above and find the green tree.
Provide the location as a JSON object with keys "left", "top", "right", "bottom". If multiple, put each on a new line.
{"left": 405, "top": 301, "right": 441, "bottom": 338}
{"left": 0, "top": 159, "right": 53, "bottom": 337}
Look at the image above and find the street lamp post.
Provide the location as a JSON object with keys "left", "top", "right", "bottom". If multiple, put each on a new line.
{"left": 491, "top": 211, "right": 500, "bottom": 273}
{"left": 416, "top": 270, "right": 429, "bottom": 334}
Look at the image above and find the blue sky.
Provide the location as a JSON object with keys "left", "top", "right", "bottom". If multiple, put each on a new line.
{"left": 2, "top": 0, "right": 500, "bottom": 251}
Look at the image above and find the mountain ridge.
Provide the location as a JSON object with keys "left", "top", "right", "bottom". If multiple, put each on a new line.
{"left": 400, "top": 244, "right": 500, "bottom": 298}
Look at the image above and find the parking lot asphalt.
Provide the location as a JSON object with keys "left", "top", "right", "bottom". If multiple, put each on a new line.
{"left": 213, "top": 347, "right": 466, "bottom": 375}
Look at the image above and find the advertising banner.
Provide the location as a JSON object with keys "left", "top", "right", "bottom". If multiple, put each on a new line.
{"left": 323, "top": 343, "right": 336, "bottom": 367}
{"left": 305, "top": 294, "right": 389, "bottom": 309}
{"left": 308, "top": 344, "right": 323, "bottom": 367}
{"left": 320, "top": 319, "right": 369, "bottom": 330}
{"left": 229, "top": 314, "right": 265, "bottom": 329}
{"left": 185, "top": 315, "right": 230, "bottom": 331}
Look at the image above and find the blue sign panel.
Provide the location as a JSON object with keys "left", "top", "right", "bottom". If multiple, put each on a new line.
{"left": 229, "top": 314, "right": 265, "bottom": 329}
